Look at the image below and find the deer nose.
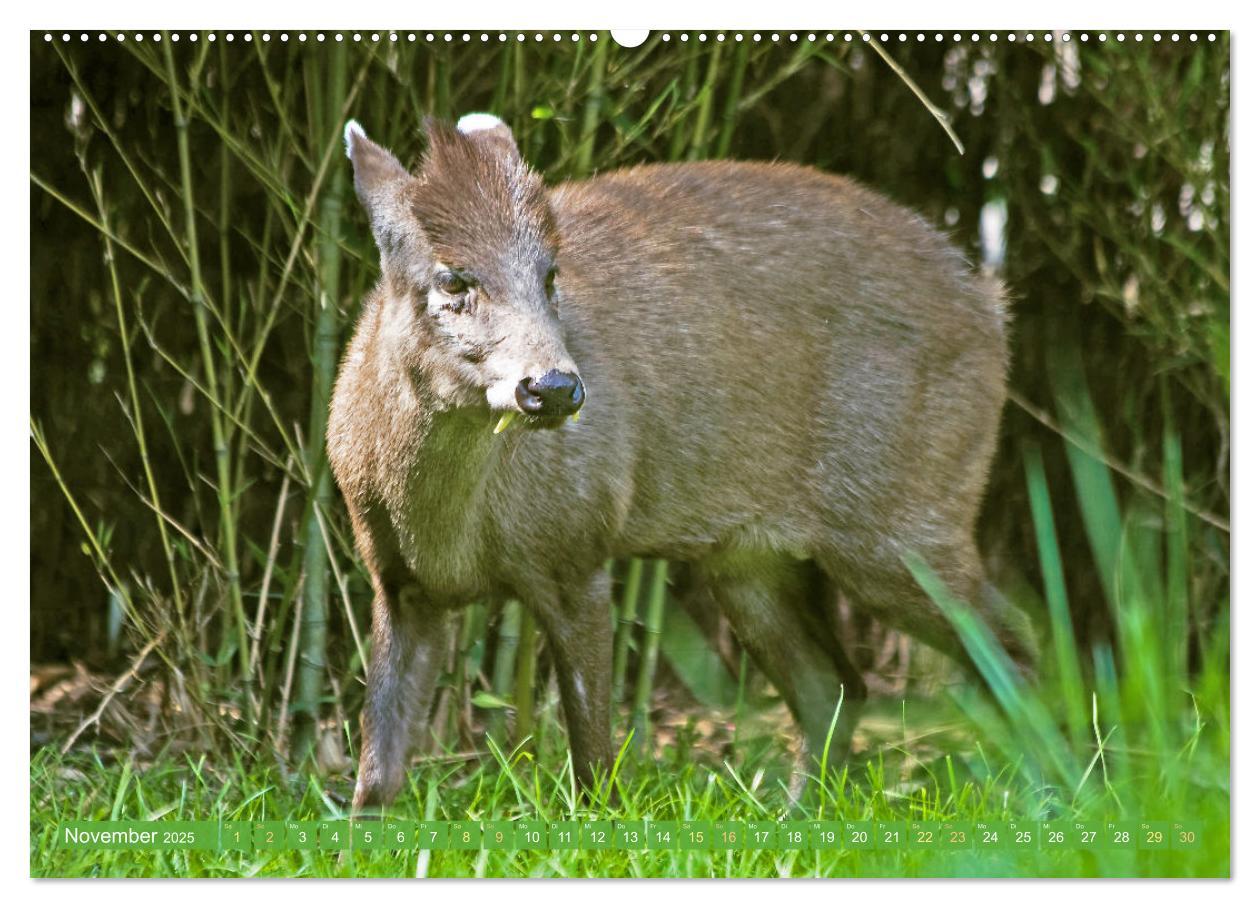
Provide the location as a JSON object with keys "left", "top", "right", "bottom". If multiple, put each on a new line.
{"left": 516, "top": 370, "right": 584, "bottom": 417}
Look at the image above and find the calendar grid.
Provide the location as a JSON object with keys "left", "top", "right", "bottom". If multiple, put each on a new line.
{"left": 55, "top": 819, "right": 1202, "bottom": 853}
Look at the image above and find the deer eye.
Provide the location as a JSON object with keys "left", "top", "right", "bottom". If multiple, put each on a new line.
{"left": 435, "top": 270, "right": 471, "bottom": 296}
{"left": 544, "top": 266, "right": 558, "bottom": 297}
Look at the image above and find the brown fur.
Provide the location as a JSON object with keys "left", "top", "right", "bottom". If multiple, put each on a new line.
{"left": 330, "top": 118, "right": 1037, "bottom": 809}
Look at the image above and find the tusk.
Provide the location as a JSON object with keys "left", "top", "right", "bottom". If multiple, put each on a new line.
{"left": 494, "top": 412, "right": 517, "bottom": 434}
{"left": 570, "top": 411, "right": 581, "bottom": 422}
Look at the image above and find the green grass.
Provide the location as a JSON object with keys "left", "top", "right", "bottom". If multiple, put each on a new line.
{"left": 30, "top": 716, "right": 1227, "bottom": 877}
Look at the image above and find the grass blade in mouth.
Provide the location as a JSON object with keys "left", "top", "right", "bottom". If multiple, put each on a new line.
{"left": 494, "top": 412, "right": 517, "bottom": 434}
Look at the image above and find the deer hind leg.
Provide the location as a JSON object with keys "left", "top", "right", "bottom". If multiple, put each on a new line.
{"left": 821, "top": 537, "right": 1038, "bottom": 681}
{"left": 353, "top": 582, "right": 453, "bottom": 812}
{"left": 700, "top": 552, "right": 867, "bottom": 775}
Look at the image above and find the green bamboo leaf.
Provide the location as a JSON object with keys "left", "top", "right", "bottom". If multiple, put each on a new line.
{"left": 472, "top": 691, "right": 514, "bottom": 711}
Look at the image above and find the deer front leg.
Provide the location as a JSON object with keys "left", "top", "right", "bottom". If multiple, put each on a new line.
{"left": 532, "top": 571, "right": 614, "bottom": 794}
{"left": 353, "top": 585, "right": 452, "bottom": 812}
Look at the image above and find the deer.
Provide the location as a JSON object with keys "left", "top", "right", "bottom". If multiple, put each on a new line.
{"left": 327, "top": 112, "right": 1037, "bottom": 810}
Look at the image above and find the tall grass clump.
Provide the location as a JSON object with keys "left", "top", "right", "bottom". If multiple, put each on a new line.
{"left": 900, "top": 338, "right": 1228, "bottom": 871}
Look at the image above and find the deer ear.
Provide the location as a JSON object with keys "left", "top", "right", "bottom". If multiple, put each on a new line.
{"left": 455, "top": 112, "right": 520, "bottom": 161}
{"left": 344, "top": 120, "right": 411, "bottom": 246}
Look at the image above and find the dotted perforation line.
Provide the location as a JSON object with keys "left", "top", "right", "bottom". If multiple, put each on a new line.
{"left": 43, "top": 31, "right": 1220, "bottom": 45}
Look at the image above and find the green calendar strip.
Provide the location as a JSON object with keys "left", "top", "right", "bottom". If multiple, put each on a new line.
{"left": 55, "top": 819, "right": 1205, "bottom": 853}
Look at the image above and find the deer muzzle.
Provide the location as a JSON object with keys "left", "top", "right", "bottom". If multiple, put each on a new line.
{"left": 515, "top": 370, "right": 585, "bottom": 417}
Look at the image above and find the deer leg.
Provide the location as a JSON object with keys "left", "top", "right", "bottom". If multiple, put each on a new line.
{"left": 703, "top": 554, "right": 866, "bottom": 773}
{"left": 353, "top": 583, "right": 453, "bottom": 812}
{"left": 531, "top": 570, "right": 614, "bottom": 794}
{"left": 828, "top": 539, "right": 1038, "bottom": 680}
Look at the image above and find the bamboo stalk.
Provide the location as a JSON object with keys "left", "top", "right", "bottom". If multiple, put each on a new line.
{"left": 247, "top": 465, "right": 291, "bottom": 681}
{"left": 687, "top": 41, "right": 723, "bottom": 160}
{"left": 668, "top": 45, "right": 701, "bottom": 161}
{"left": 218, "top": 39, "right": 237, "bottom": 483}
{"left": 631, "top": 560, "right": 669, "bottom": 752}
{"left": 161, "top": 35, "right": 249, "bottom": 683}
{"left": 291, "top": 39, "right": 349, "bottom": 761}
{"left": 219, "top": 39, "right": 233, "bottom": 330}
{"left": 487, "top": 600, "right": 523, "bottom": 744}
{"left": 513, "top": 608, "right": 539, "bottom": 745}
{"left": 611, "top": 558, "right": 644, "bottom": 704}
{"left": 574, "top": 34, "right": 609, "bottom": 177}
{"left": 491, "top": 39, "right": 513, "bottom": 115}
{"left": 714, "top": 38, "right": 750, "bottom": 158}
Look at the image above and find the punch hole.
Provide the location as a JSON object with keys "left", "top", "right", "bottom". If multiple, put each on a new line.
{"left": 610, "top": 29, "right": 649, "bottom": 48}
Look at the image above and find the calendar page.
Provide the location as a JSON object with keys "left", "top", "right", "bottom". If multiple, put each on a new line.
{"left": 27, "top": 17, "right": 1231, "bottom": 882}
